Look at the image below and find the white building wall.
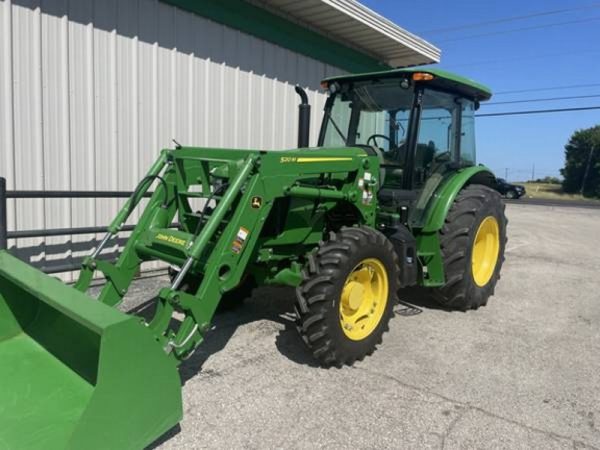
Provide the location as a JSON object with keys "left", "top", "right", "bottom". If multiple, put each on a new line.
{"left": 0, "top": 0, "right": 342, "bottom": 276}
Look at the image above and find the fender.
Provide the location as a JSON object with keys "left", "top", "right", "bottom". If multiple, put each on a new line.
{"left": 421, "top": 165, "right": 496, "bottom": 233}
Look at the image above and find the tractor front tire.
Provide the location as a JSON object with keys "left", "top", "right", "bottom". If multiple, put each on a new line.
{"left": 434, "top": 184, "right": 507, "bottom": 311}
{"left": 295, "top": 226, "right": 400, "bottom": 368}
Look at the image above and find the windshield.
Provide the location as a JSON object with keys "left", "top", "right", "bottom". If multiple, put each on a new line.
{"left": 321, "top": 80, "right": 414, "bottom": 157}
{"left": 319, "top": 79, "right": 477, "bottom": 194}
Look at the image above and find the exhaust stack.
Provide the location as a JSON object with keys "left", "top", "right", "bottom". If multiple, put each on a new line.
{"left": 295, "top": 85, "right": 311, "bottom": 148}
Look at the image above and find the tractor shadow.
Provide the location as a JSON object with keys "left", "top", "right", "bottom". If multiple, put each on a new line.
{"left": 396, "top": 286, "right": 453, "bottom": 312}
{"left": 179, "top": 285, "right": 323, "bottom": 379}
{"left": 145, "top": 425, "right": 182, "bottom": 450}
{"left": 130, "top": 285, "right": 451, "bottom": 382}
{"left": 126, "top": 285, "right": 318, "bottom": 382}
{"left": 141, "top": 285, "right": 446, "bottom": 449}
{"left": 128, "top": 284, "right": 449, "bottom": 384}
{"left": 273, "top": 287, "right": 453, "bottom": 366}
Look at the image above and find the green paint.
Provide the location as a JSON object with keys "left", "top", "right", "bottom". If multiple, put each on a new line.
{"left": 324, "top": 67, "right": 493, "bottom": 101}
{"left": 420, "top": 166, "right": 496, "bottom": 233}
{"left": 0, "top": 252, "right": 181, "bottom": 450}
{"left": 409, "top": 166, "right": 497, "bottom": 285}
{"left": 160, "top": 0, "right": 388, "bottom": 73}
{"left": 415, "top": 232, "right": 445, "bottom": 287}
{"left": 266, "top": 264, "right": 304, "bottom": 287}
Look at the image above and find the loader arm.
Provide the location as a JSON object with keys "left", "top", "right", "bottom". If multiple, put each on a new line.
{"left": 77, "top": 146, "right": 378, "bottom": 359}
{"left": 0, "top": 145, "right": 378, "bottom": 447}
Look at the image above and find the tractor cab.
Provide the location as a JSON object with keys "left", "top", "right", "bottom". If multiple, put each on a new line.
{"left": 318, "top": 68, "right": 492, "bottom": 226}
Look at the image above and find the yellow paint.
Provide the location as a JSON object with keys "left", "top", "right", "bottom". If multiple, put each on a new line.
{"left": 471, "top": 216, "right": 500, "bottom": 287}
{"left": 339, "top": 258, "right": 389, "bottom": 341}
{"left": 156, "top": 233, "right": 187, "bottom": 247}
{"left": 296, "top": 157, "right": 353, "bottom": 163}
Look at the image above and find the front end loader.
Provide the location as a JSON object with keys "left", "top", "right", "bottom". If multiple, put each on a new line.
{"left": 0, "top": 68, "right": 506, "bottom": 448}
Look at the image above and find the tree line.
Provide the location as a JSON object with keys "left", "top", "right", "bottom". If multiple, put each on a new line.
{"left": 561, "top": 124, "right": 600, "bottom": 198}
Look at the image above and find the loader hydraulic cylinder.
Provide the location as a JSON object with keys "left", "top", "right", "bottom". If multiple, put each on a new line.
{"left": 186, "top": 155, "right": 257, "bottom": 261}
{"left": 108, "top": 149, "right": 169, "bottom": 234}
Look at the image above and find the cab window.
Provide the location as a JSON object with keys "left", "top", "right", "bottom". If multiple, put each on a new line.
{"left": 413, "top": 89, "right": 476, "bottom": 187}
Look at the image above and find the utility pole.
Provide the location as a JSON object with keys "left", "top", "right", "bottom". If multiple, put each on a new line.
{"left": 504, "top": 168, "right": 509, "bottom": 180}
{"left": 581, "top": 147, "right": 596, "bottom": 195}
{"left": 531, "top": 163, "right": 535, "bottom": 181}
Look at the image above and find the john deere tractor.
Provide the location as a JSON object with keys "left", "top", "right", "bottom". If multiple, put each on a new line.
{"left": 0, "top": 68, "right": 506, "bottom": 449}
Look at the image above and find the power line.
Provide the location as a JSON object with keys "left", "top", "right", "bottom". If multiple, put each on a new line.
{"left": 495, "top": 83, "right": 600, "bottom": 95}
{"left": 484, "top": 94, "right": 600, "bottom": 106}
{"left": 409, "top": 106, "right": 600, "bottom": 121}
{"left": 418, "top": 3, "right": 600, "bottom": 34}
{"left": 444, "top": 48, "right": 600, "bottom": 69}
{"left": 437, "top": 16, "right": 600, "bottom": 43}
{"left": 477, "top": 106, "right": 600, "bottom": 117}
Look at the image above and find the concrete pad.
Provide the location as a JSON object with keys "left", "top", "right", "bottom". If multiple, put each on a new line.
{"left": 121, "top": 204, "right": 600, "bottom": 449}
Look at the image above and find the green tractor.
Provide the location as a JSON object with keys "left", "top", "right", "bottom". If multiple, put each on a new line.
{"left": 0, "top": 68, "right": 506, "bottom": 449}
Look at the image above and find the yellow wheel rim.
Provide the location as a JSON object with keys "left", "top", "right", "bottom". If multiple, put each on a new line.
{"left": 339, "top": 258, "right": 389, "bottom": 341}
{"left": 471, "top": 216, "right": 500, "bottom": 287}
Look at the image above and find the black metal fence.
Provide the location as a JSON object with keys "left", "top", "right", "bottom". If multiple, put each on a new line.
{"left": 0, "top": 176, "right": 153, "bottom": 274}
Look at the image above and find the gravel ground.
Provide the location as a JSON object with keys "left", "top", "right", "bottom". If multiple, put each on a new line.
{"left": 119, "top": 203, "right": 600, "bottom": 449}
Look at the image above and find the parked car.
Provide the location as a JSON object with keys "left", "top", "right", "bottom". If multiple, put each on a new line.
{"left": 495, "top": 178, "right": 526, "bottom": 199}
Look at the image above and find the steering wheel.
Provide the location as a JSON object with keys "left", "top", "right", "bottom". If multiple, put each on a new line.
{"left": 366, "top": 134, "right": 391, "bottom": 149}
{"left": 367, "top": 134, "right": 396, "bottom": 159}
{"left": 367, "top": 134, "right": 407, "bottom": 164}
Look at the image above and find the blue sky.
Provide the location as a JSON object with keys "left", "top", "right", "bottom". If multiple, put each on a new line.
{"left": 361, "top": 0, "right": 600, "bottom": 181}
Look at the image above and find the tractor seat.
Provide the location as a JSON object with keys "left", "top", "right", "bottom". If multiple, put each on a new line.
{"left": 371, "top": 146, "right": 405, "bottom": 187}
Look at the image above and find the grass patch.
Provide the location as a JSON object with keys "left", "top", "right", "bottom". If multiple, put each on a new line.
{"left": 519, "top": 182, "right": 600, "bottom": 202}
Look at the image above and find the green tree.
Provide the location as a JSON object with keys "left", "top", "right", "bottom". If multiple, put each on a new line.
{"left": 561, "top": 125, "right": 600, "bottom": 198}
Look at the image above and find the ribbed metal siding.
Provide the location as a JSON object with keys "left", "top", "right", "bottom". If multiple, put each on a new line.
{"left": 0, "top": 0, "right": 342, "bottom": 276}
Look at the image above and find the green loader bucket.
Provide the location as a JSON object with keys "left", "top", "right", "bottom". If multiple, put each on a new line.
{"left": 0, "top": 251, "right": 182, "bottom": 449}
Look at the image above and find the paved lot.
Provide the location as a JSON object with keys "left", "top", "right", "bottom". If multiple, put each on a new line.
{"left": 506, "top": 198, "right": 600, "bottom": 209}
{"left": 127, "top": 204, "right": 600, "bottom": 449}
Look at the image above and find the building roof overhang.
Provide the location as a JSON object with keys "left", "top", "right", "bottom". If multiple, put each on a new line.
{"left": 162, "top": 0, "right": 441, "bottom": 72}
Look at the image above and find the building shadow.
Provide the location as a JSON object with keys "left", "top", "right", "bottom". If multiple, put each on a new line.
{"left": 8, "top": 236, "right": 129, "bottom": 273}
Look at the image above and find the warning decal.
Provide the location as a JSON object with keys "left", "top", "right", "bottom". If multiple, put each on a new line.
{"left": 231, "top": 227, "right": 250, "bottom": 254}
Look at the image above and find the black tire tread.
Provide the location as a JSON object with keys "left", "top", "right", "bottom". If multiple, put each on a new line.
{"left": 434, "top": 184, "right": 507, "bottom": 311}
{"left": 295, "top": 226, "right": 400, "bottom": 368}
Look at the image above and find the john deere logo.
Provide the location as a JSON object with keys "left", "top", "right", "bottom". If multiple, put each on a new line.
{"left": 156, "top": 233, "right": 187, "bottom": 247}
{"left": 251, "top": 196, "right": 262, "bottom": 209}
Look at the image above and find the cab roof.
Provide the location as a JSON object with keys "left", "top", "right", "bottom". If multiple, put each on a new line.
{"left": 322, "top": 67, "right": 492, "bottom": 102}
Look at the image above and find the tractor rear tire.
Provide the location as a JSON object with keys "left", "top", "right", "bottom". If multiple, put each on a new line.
{"left": 295, "top": 226, "right": 400, "bottom": 368}
{"left": 434, "top": 184, "right": 507, "bottom": 311}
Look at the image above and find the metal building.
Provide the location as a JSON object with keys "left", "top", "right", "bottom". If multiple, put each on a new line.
{"left": 0, "top": 0, "right": 439, "bottom": 274}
